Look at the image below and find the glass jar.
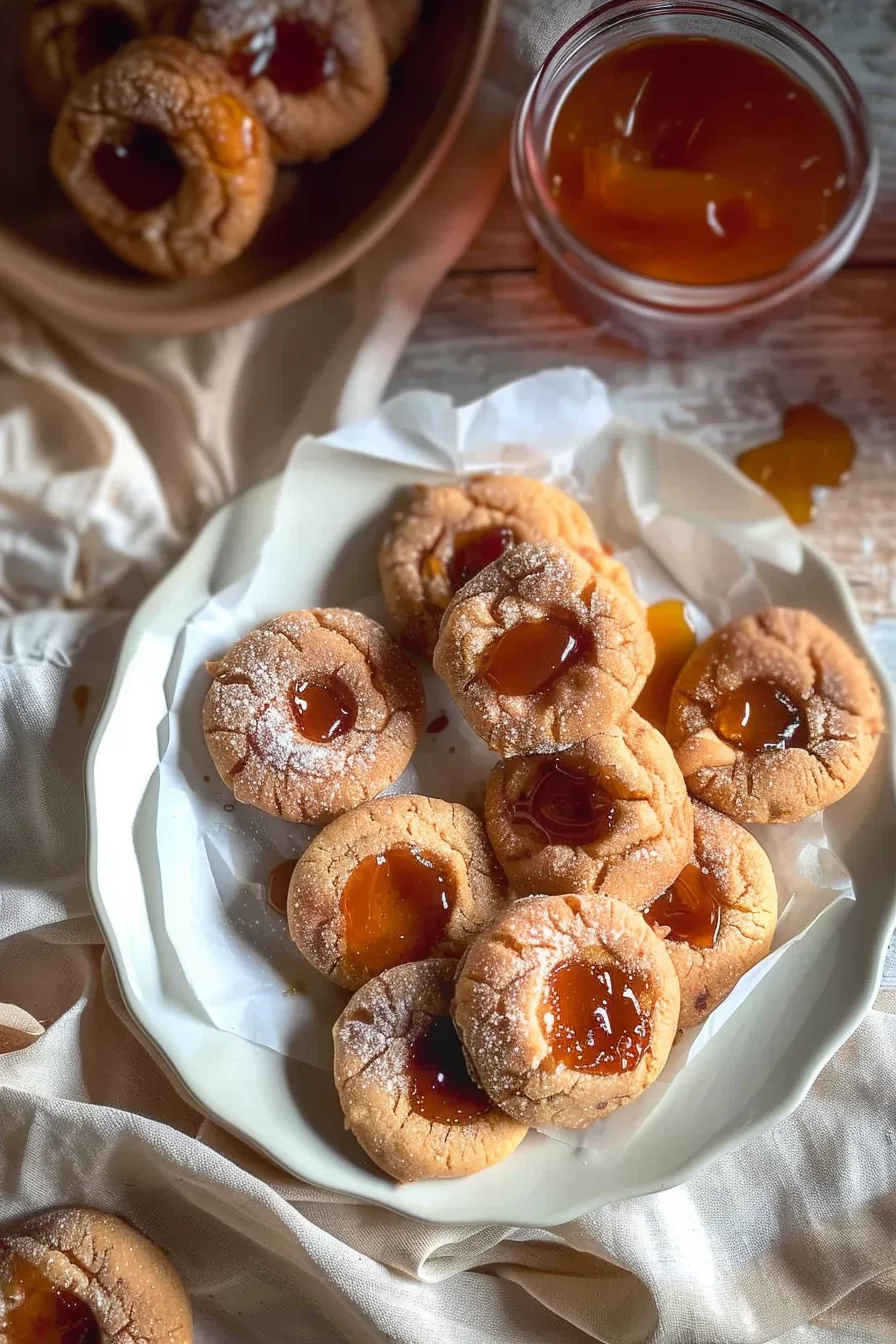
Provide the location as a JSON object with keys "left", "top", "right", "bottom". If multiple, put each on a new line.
{"left": 510, "top": 0, "right": 878, "bottom": 353}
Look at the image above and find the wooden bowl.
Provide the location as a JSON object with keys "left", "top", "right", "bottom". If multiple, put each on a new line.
{"left": 0, "top": 0, "right": 499, "bottom": 334}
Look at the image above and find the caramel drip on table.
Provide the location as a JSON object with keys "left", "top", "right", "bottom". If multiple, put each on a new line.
{"left": 72, "top": 683, "right": 90, "bottom": 726}
{"left": 737, "top": 404, "right": 856, "bottom": 525}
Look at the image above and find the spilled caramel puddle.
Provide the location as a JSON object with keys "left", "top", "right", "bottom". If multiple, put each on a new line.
{"left": 635, "top": 600, "right": 696, "bottom": 733}
{"left": 737, "top": 404, "right": 855, "bottom": 525}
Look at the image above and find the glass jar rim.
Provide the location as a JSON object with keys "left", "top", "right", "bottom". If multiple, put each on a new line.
{"left": 512, "top": 0, "right": 879, "bottom": 312}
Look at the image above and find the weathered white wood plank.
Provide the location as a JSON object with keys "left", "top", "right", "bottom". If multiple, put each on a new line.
{"left": 391, "top": 266, "right": 896, "bottom": 627}
{"left": 460, "top": 0, "right": 896, "bottom": 272}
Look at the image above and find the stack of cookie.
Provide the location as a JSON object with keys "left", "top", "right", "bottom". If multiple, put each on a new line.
{"left": 202, "top": 473, "right": 884, "bottom": 1183}
{"left": 24, "top": 0, "right": 420, "bottom": 277}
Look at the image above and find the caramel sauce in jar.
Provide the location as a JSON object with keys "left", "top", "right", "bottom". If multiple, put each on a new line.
{"left": 267, "top": 859, "right": 296, "bottom": 916}
{"left": 543, "top": 959, "right": 650, "bottom": 1074}
{"left": 737, "top": 404, "right": 856, "bottom": 525}
{"left": 509, "top": 758, "right": 616, "bottom": 846}
{"left": 448, "top": 526, "right": 517, "bottom": 592}
{"left": 644, "top": 863, "right": 721, "bottom": 949}
{"left": 407, "top": 1016, "right": 493, "bottom": 1125}
{"left": 483, "top": 619, "right": 587, "bottom": 696}
{"left": 340, "top": 845, "right": 454, "bottom": 980}
{"left": 290, "top": 678, "right": 357, "bottom": 743}
{"left": 635, "top": 599, "right": 697, "bottom": 732}
{"left": 714, "top": 678, "right": 810, "bottom": 753}
{"left": 230, "top": 17, "right": 337, "bottom": 93}
{"left": 93, "top": 125, "right": 185, "bottom": 212}
{"left": 547, "top": 36, "right": 849, "bottom": 285}
{"left": 1, "top": 1253, "right": 100, "bottom": 1344}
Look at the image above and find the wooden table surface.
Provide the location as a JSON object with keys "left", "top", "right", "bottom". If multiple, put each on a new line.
{"left": 390, "top": 0, "right": 896, "bottom": 980}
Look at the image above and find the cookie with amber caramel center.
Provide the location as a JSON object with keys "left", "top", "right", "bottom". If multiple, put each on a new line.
{"left": 288, "top": 793, "right": 508, "bottom": 989}
{"left": 485, "top": 710, "right": 692, "bottom": 904}
{"left": 188, "top": 0, "right": 388, "bottom": 163}
{"left": 0, "top": 1207, "right": 192, "bottom": 1344}
{"left": 333, "top": 959, "right": 528, "bottom": 1181}
{"left": 667, "top": 607, "right": 883, "bottom": 824}
{"left": 378, "top": 473, "right": 626, "bottom": 658}
{"left": 203, "top": 608, "right": 423, "bottom": 824}
{"left": 433, "top": 540, "right": 654, "bottom": 756}
{"left": 643, "top": 801, "right": 778, "bottom": 1028}
{"left": 51, "top": 36, "right": 275, "bottom": 279}
{"left": 453, "top": 893, "right": 679, "bottom": 1129}
{"left": 24, "top": 0, "right": 150, "bottom": 118}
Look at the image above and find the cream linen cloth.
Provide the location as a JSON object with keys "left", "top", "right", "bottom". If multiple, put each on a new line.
{"left": 4, "top": 3, "right": 896, "bottom": 1341}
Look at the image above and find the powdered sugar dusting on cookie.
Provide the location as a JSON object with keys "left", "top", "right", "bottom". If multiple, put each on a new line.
{"left": 202, "top": 609, "right": 423, "bottom": 824}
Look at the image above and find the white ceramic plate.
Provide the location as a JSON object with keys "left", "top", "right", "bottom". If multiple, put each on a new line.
{"left": 86, "top": 433, "right": 896, "bottom": 1226}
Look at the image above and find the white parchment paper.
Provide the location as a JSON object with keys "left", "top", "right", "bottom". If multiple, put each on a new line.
{"left": 149, "top": 367, "right": 853, "bottom": 1149}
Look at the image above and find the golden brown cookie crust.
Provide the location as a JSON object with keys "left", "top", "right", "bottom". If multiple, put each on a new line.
{"left": 24, "top": 0, "right": 150, "bottom": 118}
{"left": 645, "top": 802, "right": 778, "bottom": 1028}
{"left": 203, "top": 608, "right": 423, "bottom": 824}
{"left": 378, "top": 474, "right": 605, "bottom": 658}
{"left": 51, "top": 36, "right": 275, "bottom": 279}
{"left": 453, "top": 893, "right": 680, "bottom": 1129}
{"left": 667, "top": 607, "right": 884, "bottom": 824}
{"left": 576, "top": 542, "right": 645, "bottom": 619}
{"left": 333, "top": 959, "right": 528, "bottom": 1181}
{"left": 288, "top": 794, "right": 509, "bottom": 989}
{"left": 433, "top": 541, "right": 654, "bottom": 756}
{"left": 189, "top": 0, "right": 388, "bottom": 163}
{"left": 485, "top": 710, "right": 692, "bottom": 904}
{"left": 1, "top": 1206, "right": 192, "bottom": 1344}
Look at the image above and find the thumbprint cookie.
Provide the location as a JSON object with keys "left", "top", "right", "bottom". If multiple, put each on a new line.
{"left": 288, "top": 794, "right": 509, "bottom": 990}
{"left": 0, "top": 1206, "right": 192, "bottom": 1344}
{"left": 333, "top": 959, "right": 528, "bottom": 1181}
{"left": 484, "top": 710, "right": 692, "bottom": 903}
{"left": 202, "top": 608, "right": 423, "bottom": 824}
{"left": 368, "top": 0, "right": 420, "bottom": 63}
{"left": 433, "top": 541, "right": 654, "bottom": 757}
{"left": 378, "top": 473, "right": 618, "bottom": 658}
{"left": 188, "top": 0, "right": 388, "bottom": 163}
{"left": 51, "top": 36, "right": 275, "bottom": 278}
{"left": 24, "top": 0, "right": 150, "bottom": 118}
{"left": 644, "top": 801, "right": 778, "bottom": 1028}
{"left": 667, "top": 607, "right": 883, "bottom": 824}
{"left": 453, "top": 893, "right": 679, "bottom": 1129}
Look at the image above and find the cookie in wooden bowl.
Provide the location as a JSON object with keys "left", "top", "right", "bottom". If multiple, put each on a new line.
{"left": 51, "top": 36, "right": 275, "bottom": 278}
